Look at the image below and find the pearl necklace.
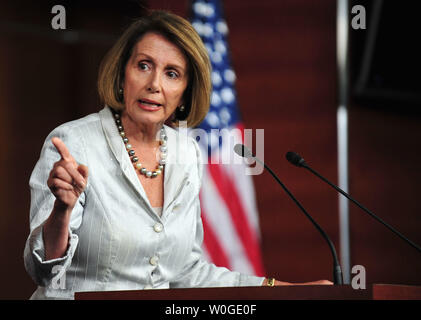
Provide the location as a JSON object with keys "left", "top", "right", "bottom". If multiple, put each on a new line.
{"left": 112, "top": 109, "right": 167, "bottom": 178}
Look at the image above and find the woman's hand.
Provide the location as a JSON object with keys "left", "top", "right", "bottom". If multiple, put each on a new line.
{"left": 43, "top": 137, "right": 89, "bottom": 260}
{"left": 263, "top": 278, "right": 333, "bottom": 286}
{"left": 47, "top": 137, "right": 89, "bottom": 212}
{"left": 292, "top": 280, "right": 333, "bottom": 285}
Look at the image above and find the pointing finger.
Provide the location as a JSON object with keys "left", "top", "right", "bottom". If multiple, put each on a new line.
{"left": 52, "top": 137, "right": 75, "bottom": 164}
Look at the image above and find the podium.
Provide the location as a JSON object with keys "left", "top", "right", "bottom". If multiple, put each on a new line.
{"left": 75, "top": 284, "right": 421, "bottom": 300}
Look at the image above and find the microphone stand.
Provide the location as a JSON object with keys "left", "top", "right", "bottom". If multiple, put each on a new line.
{"left": 243, "top": 149, "right": 343, "bottom": 285}
{"left": 302, "top": 162, "right": 421, "bottom": 254}
{"left": 286, "top": 151, "right": 421, "bottom": 254}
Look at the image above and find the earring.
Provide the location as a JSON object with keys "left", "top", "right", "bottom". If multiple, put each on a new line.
{"left": 119, "top": 88, "right": 123, "bottom": 95}
{"left": 179, "top": 105, "right": 185, "bottom": 112}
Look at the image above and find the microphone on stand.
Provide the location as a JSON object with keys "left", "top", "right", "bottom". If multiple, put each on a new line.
{"left": 234, "top": 144, "right": 343, "bottom": 285}
{"left": 285, "top": 151, "right": 421, "bottom": 254}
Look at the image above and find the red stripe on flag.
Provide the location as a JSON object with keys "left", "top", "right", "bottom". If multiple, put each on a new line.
{"left": 207, "top": 163, "right": 265, "bottom": 276}
{"left": 236, "top": 123, "right": 245, "bottom": 142}
{"left": 200, "top": 196, "right": 231, "bottom": 269}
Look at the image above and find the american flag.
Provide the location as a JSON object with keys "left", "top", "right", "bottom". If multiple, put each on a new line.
{"left": 190, "top": 0, "right": 265, "bottom": 276}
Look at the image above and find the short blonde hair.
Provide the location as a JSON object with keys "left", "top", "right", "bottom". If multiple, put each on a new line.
{"left": 97, "top": 10, "right": 211, "bottom": 128}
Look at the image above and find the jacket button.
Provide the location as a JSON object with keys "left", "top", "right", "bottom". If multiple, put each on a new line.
{"left": 149, "top": 256, "right": 159, "bottom": 266}
{"left": 153, "top": 223, "right": 163, "bottom": 233}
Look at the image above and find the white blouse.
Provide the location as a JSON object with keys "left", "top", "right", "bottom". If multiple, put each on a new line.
{"left": 153, "top": 207, "right": 163, "bottom": 217}
{"left": 24, "top": 106, "right": 264, "bottom": 299}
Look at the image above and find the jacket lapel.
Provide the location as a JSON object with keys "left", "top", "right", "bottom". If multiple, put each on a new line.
{"left": 162, "top": 124, "right": 191, "bottom": 214}
{"left": 99, "top": 106, "right": 192, "bottom": 217}
{"left": 99, "top": 107, "right": 150, "bottom": 206}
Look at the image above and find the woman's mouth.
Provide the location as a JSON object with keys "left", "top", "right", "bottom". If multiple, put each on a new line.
{"left": 137, "top": 99, "right": 162, "bottom": 111}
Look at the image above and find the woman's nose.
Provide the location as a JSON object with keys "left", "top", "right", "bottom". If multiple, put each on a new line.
{"left": 147, "top": 72, "right": 161, "bottom": 93}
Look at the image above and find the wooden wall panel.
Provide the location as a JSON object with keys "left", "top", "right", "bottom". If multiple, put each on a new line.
{"left": 348, "top": 106, "right": 421, "bottom": 285}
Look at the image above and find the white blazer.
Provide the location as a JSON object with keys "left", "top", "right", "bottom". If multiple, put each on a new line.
{"left": 24, "top": 106, "right": 264, "bottom": 299}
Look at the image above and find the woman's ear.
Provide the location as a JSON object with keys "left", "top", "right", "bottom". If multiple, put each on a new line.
{"left": 174, "top": 103, "right": 189, "bottom": 122}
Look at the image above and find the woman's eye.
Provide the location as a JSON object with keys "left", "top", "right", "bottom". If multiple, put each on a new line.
{"left": 138, "top": 62, "right": 149, "bottom": 70}
{"left": 167, "top": 71, "right": 178, "bottom": 79}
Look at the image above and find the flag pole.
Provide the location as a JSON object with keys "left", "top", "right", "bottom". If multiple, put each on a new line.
{"left": 336, "top": 0, "right": 351, "bottom": 284}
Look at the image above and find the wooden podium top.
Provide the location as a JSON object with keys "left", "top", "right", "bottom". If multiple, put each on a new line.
{"left": 75, "top": 285, "right": 371, "bottom": 300}
{"left": 75, "top": 284, "right": 421, "bottom": 300}
{"left": 373, "top": 284, "right": 421, "bottom": 300}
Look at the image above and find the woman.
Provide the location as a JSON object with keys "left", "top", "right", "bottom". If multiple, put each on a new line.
{"left": 24, "top": 10, "right": 329, "bottom": 299}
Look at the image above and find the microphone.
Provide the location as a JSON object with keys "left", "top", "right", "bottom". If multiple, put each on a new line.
{"left": 234, "top": 144, "right": 343, "bottom": 285}
{"left": 286, "top": 151, "right": 421, "bottom": 254}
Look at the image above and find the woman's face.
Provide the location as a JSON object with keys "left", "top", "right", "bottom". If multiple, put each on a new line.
{"left": 122, "top": 32, "right": 189, "bottom": 128}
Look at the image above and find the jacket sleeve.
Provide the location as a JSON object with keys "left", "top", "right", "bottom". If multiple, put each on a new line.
{"left": 23, "top": 124, "right": 88, "bottom": 287}
{"left": 169, "top": 137, "right": 265, "bottom": 288}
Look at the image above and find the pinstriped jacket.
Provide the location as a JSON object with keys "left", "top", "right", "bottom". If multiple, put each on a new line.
{"left": 24, "top": 106, "right": 264, "bottom": 299}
